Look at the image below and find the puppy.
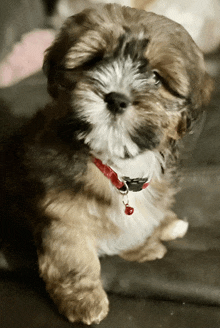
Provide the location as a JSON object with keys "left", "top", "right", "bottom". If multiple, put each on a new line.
{"left": 1, "top": 4, "right": 213, "bottom": 325}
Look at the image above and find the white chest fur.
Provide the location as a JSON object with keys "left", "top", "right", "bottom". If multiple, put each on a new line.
{"left": 97, "top": 186, "right": 165, "bottom": 256}
{"left": 96, "top": 150, "right": 165, "bottom": 256}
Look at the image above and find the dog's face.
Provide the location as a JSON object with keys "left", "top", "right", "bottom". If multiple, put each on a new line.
{"left": 43, "top": 4, "right": 212, "bottom": 159}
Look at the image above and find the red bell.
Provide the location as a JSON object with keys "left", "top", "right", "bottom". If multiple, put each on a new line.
{"left": 124, "top": 204, "right": 134, "bottom": 215}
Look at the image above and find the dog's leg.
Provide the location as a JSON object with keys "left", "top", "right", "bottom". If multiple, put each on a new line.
{"left": 38, "top": 221, "right": 109, "bottom": 325}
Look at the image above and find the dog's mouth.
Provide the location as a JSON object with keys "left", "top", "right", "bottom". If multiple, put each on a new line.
{"left": 73, "top": 97, "right": 162, "bottom": 159}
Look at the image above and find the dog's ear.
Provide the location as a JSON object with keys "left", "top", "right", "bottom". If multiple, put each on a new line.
{"left": 43, "top": 13, "right": 89, "bottom": 98}
{"left": 186, "top": 71, "right": 214, "bottom": 131}
{"left": 167, "top": 70, "right": 213, "bottom": 140}
{"left": 200, "top": 72, "right": 214, "bottom": 107}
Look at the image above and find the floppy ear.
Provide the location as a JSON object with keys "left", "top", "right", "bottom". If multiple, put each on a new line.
{"left": 167, "top": 70, "right": 213, "bottom": 141}
{"left": 200, "top": 72, "right": 214, "bottom": 106}
{"left": 43, "top": 30, "right": 71, "bottom": 98}
{"left": 166, "top": 111, "right": 188, "bottom": 140}
{"left": 187, "top": 71, "right": 214, "bottom": 130}
{"left": 43, "top": 13, "right": 88, "bottom": 98}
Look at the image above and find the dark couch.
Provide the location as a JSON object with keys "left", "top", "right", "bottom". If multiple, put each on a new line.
{"left": 1, "top": 1, "right": 220, "bottom": 327}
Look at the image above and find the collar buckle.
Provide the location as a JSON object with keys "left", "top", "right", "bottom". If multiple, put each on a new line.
{"left": 122, "top": 177, "right": 149, "bottom": 192}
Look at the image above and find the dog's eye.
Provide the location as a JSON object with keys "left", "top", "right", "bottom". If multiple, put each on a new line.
{"left": 145, "top": 70, "right": 162, "bottom": 86}
{"left": 152, "top": 71, "right": 161, "bottom": 86}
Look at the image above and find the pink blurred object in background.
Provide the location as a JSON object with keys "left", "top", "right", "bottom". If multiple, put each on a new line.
{"left": 0, "top": 29, "right": 55, "bottom": 88}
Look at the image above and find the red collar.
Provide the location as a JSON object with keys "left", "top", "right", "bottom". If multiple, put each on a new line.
{"left": 93, "top": 157, "right": 150, "bottom": 215}
{"left": 93, "top": 158, "right": 149, "bottom": 193}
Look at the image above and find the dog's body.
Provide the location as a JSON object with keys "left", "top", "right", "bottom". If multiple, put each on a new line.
{"left": 1, "top": 4, "right": 212, "bottom": 325}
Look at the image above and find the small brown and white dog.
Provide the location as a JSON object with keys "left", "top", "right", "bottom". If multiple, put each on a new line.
{"left": 2, "top": 4, "right": 213, "bottom": 325}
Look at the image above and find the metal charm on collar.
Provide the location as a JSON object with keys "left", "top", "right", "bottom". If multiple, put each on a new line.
{"left": 119, "top": 184, "right": 134, "bottom": 216}
{"left": 122, "top": 193, "right": 134, "bottom": 216}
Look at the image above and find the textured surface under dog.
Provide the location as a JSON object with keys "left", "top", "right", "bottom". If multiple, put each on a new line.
{"left": 1, "top": 3, "right": 213, "bottom": 325}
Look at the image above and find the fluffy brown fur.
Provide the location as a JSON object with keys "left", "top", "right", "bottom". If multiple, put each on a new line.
{"left": 1, "top": 4, "right": 213, "bottom": 325}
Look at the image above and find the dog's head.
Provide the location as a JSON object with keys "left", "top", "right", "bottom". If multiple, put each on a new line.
{"left": 43, "top": 4, "right": 213, "bottom": 159}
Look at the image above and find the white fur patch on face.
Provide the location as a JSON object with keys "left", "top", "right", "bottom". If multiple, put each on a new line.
{"left": 75, "top": 90, "right": 139, "bottom": 158}
{"left": 91, "top": 57, "right": 148, "bottom": 94}
{"left": 73, "top": 57, "right": 152, "bottom": 158}
{"left": 85, "top": 124, "right": 140, "bottom": 159}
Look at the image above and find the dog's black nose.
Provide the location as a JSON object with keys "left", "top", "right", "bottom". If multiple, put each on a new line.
{"left": 104, "top": 92, "right": 130, "bottom": 114}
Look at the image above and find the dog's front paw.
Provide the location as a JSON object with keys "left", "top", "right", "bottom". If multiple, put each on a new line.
{"left": 137, "top": 242, "right": 167, "bottom": 262}
{"left": 61, "top": 285, "right": 109, "bottom": 325}
{"left": 120, "top": 241, "right": 167, "bottom": 262}
{"left": 160, "top": 219, "right": 189, "bottom": 241}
